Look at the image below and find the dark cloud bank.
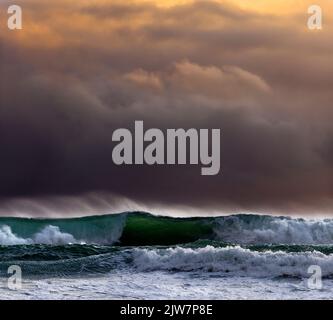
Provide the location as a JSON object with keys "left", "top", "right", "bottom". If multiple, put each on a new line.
{"left": 0, "top": 0, "right": 333, "bottom": 217}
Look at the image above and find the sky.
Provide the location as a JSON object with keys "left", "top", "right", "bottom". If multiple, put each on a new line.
{"left": 0, "top": 0, "right": 333, "bottom": 217}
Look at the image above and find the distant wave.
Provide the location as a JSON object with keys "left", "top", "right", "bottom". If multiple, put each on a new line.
{"left": 0, "top": 212, "right": 332, "bottom": 246}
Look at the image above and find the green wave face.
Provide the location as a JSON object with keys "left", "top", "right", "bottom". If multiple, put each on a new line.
{"left": 120, "top": 213, "right": 213, "bottom": 246}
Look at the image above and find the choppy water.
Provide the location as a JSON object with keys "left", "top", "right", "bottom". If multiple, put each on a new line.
{"left": 0, "top": 212, "right": 332, "bottom": 299}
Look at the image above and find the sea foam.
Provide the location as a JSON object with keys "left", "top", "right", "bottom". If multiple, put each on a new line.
{"left": 213, "top": 215, "right": 333, "bottom": 244}
{"left": 0, "top": 225, "right": 79, "bottom": 245}
{"left": 132, "top": 245, "right": 333, "bottom": 278}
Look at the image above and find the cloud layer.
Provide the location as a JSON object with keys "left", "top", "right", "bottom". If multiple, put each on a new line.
{"left": 1, "top": 0, "right": 333, "bottom": 216}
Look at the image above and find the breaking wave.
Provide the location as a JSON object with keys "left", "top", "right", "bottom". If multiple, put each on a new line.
{"left": 0, "top": 214, "right": 126, "bottom": 245}
{"left": 213, "top": 214, "right": 333, "bottom": 245}
{"left": 0, "top": 225, "right": 77, "bottom": 245}
{"left": 132, "top": 246, "right": 333, "bottom": 278}
{"left": 0, "top": 244, "right": 332, "bottom": 279}
{"left": 0, "top": 212, "right": 332, "bottom": 246}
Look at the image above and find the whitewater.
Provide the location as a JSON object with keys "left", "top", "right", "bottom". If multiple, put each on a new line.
{"left": 0, "top": 212, "right": 332, "bottom": 300}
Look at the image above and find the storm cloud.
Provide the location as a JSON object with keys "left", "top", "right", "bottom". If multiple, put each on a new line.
{"left": 0, "top": 0, "right": 333, "bottom": 216}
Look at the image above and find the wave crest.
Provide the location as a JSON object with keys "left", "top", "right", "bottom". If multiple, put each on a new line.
{"left": 0, "top": 225, "right": 28, "bottom": 245}
{"left": 213, "top": 215, "right": 333, "bottom": 244}
{"left": 0, "top": 213, "right": 126, "bottom": 245}
{"left": 0, "top": 212, "right": 333, "bottom": 246}
{"left": 0, "top": 225, "right": 79, "bottom": 245}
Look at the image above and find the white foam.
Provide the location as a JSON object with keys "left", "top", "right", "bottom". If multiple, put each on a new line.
{"left": 0, "top": 225, "right": 31, "bottom": 245}
{"left": 0, "top": 225, "right": 78, "bottom": 245}
{"left": 133, "top": 246, "right": 333, "bottom": 278}
{"left": 33, "top": 225, "right": 78, "bottom": 245}
{"left": 1, "top": 274, "right": 333, "bottom": 300}
{"left": 214, "top": 215, "right": 333, "bottom": 244}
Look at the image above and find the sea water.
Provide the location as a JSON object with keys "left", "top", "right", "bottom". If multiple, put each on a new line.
{"left": 0, "top": 212, "right": 332, "bottom": 300}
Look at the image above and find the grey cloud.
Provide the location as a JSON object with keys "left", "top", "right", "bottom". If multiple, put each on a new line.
{"left": 0, "top": 0, "right": 333, "bottom": 216}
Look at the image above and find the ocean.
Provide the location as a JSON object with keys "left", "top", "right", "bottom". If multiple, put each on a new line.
{"left": 0, "top": 212, "right": 332, "bottom": 300}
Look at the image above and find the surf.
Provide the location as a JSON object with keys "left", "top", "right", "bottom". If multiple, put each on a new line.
{"left": 0, "top": 212, "right": 332, "bottom": 246}
{"left": 0, "top": 244, "right": 332, "bottom": 280}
